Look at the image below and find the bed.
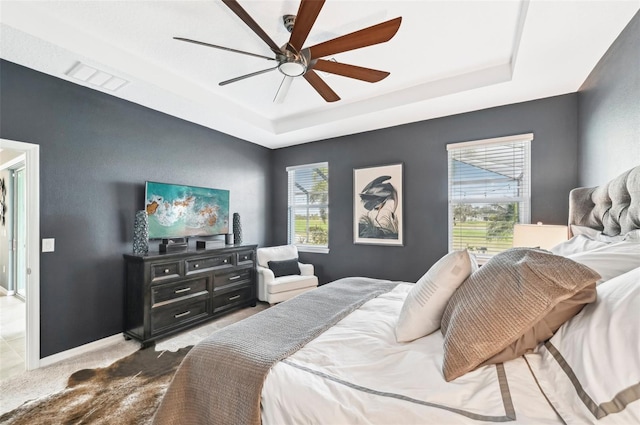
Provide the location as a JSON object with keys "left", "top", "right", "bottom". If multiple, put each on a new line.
{"left": 154, "top": 165, "right": 640, "bottom": 425}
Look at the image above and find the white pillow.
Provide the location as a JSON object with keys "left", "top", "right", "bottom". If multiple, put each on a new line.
{"left": 550, "top": 234, "right": 608, "bottom": 256}
{"left": 396, "top": 250, "right": 476, "bottom": 342}
{"left": 527, "top": 267, "right": 640, "bottom": 423}
{"left": 624, "top": 229, "right": 640, "bottom": 241}
{"left": 568, "top": 241, "right": 640, "bottom": 284}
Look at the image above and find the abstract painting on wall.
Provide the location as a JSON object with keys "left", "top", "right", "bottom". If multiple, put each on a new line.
{"left": 353, "top": 163, "right": 403, "bottom": 246}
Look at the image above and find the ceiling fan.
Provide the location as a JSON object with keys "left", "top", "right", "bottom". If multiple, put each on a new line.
{"left": 174, "top": 0, "right": 402, "bottom": 102}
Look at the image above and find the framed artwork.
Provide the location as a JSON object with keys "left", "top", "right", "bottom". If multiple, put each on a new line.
{"left": 353, "top": 163, "right": 403, "bottom": 246}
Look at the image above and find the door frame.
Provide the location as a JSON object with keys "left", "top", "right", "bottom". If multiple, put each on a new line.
{"left": 13, "top": 164, "right": 27, "bottom": 300}
{"left": 0, "top": 138, "right": 40, "bottom": 370}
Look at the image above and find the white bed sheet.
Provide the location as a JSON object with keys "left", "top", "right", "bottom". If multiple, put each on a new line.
{"left": 526, "top": 267, "right": 640, "bottom": 424}
{"left": 261, "top": 283, "right": 562, "bottom": 424}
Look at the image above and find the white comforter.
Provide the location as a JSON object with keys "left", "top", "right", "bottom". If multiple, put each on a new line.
{"left": 262, "top": 283, "right": 562, "bottom": 424}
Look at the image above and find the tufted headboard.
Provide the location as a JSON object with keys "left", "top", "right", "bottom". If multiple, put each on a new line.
{"left": 568, "top": 165, "right": 640, "bottom": 237}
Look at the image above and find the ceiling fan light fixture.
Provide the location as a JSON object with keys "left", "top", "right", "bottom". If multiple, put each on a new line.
{"left": 278, "top": 61, "right": 306, "bottom": 77}
{"left": 278, "top": 48, "right": 308, "bottom": 77}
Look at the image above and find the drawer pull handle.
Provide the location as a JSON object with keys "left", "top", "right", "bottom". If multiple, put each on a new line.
{"left": 175, "top": 287, "right": 191, "bottom": 294}
{"left": 223, "top": 259, "right": 228, "bottom": 263}
{"left": 229, "top": 275, "right": 241, "bottom": 281}
{"left": 229, "top": 295, "right": 241, "bottom": 301}
{"left": 174, "top": 311, "right": 191, "bottom": 319}
{"left": 194, "top": 264, "right": 199, "bottom": 268}
{"left": 164, "top": 269, "right": 170, "bottom": 274}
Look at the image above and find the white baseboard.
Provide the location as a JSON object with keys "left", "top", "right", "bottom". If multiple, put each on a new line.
{"left": 0, "top": 286, "right": 15, "bottom": 296}
{"left": 39, "top": 333, "right": 124, "bottom": 368}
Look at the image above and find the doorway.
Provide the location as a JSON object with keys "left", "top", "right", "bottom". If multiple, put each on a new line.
{"left": 0, "top": 139, "right": 40, "bottom": 372}
{"left": 0, "top": 157, "right": 27, "bottom": 379}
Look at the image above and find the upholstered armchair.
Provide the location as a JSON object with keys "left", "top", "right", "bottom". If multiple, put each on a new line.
{"left": 256, "top": 245, "right": 318, "bottom": 304}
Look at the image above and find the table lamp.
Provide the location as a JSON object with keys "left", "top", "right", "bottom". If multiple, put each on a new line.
{"left": 512, "top": 223, "right": 568, "bottom": 250}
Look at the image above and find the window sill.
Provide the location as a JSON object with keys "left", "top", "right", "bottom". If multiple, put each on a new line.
{"left": 296, "top": 245, "right": 330, "bottom": 254}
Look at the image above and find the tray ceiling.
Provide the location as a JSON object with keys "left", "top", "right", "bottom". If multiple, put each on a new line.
{"left": 1, "top": 1, "right": 638, "bottom": 148}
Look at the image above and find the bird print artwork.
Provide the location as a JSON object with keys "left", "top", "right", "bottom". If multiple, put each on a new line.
{"left": 355, "top": 165, "right": 402, "bottom": 243}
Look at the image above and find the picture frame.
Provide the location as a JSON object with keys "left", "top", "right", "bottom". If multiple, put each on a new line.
{"left": 353, "top": 163, "right": 403, "bottom": 246}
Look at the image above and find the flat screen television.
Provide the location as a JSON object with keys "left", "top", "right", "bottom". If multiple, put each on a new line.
{"left": 145, "top": 181, "right": 230, "bottom": 240}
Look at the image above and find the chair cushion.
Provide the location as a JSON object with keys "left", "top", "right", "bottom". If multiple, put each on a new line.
{"left": 268, "top": 258, "right": 301, "bottom": 277}
{"left": 267, "top": 275, "right": 318, "bottom": 294}
{"left": 257, "top": 245, "right": 299, "bottom": 268}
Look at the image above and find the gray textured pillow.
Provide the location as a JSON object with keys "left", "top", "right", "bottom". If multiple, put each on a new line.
{"left": 440, "top": 248, "right": 600, "bottom": 382}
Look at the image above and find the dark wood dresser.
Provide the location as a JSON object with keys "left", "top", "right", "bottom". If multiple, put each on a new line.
{"left": 123, "top": 244, "right": 257, "bottom": 347}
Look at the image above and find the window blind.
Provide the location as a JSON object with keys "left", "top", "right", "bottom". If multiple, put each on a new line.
{"left": 447, "top": 134, "right": 532, "bottom": 258}
{"left": 286, "top": 162, "right": 329, "bottom": 252}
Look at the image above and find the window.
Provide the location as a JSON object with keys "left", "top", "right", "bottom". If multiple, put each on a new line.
{"left": 447, "top": 134, "right": 532, "bottom": 259}
{"left": 287, "top": 162, "right": 329, "bottom": 253}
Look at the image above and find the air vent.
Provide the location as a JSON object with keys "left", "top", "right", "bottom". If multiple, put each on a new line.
{"left": 65, "top": 62, "right": 128, "bottom": 91}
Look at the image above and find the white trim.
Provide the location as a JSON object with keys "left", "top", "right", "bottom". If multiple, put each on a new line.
{"left": 0, "top": 153, "right": 26, "bottom": 171}
{"left": 0, "top": 286, "right": 16, "bottom": 296}
{"left": 39, "top": 334, "right": 123, "bottom": 368}
{"left": 286, "top": 162, "right": 328, "bottom": 172}
{"left": 446, "top": 133, "right": 534, "bottom": 150}
{"left": 0, "top": 138, "right": 40, "bottom": 370}
{"left": 509, "top": 0, "right": 530, "bottom": 74}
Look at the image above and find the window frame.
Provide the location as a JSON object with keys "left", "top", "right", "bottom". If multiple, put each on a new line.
{"left": 447, "top": 133, "right": 532, "bottom": 261}
{"left": 286, "top": 162, "right": 329, "bottom": 254}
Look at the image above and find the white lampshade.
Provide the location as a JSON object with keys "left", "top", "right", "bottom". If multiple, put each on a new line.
{"left": 513, "top": 223, "right": 568, "bottom": 250}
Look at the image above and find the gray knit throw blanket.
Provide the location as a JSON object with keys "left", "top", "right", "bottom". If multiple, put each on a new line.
{"left": 153, "top": 277, "right": 398, "bottom": 425}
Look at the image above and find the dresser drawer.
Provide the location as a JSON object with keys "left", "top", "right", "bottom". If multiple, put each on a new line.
{"left": 124, "top": 245, "right": 257, "bottom": 346}
{"left": 151, "top": 277, "right": 209, "bottom": 307}
{"left": 150, "top": 261, "right": 181, "bottom": 282}
{"left": 151, "top": 299, "right": 209, "bottom": 335}
{"left": 185, "top": 254, "right": 233, "bottom": 274}
{"left": 214, "top": 267, "right": 252, "bottom": 290}
{"left": 213, "top": 286, "right": 253, "bottom": 313}
{"left": 236, "top": 250, "right": 254, "bottom": 265}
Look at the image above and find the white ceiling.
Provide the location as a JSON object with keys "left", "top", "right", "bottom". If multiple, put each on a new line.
{"left": 1, "top": 1, "right": 638, "bottom": 149}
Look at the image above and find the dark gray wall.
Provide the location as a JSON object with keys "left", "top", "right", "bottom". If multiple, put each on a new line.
{"left": 0, "top": 60, "right": 272, "bottom": 357}
{"left": 272, "top": 94, "right": 578, "bottom": 285}
{"left": 578, "top": 11, "right": 640, "bottom": 186}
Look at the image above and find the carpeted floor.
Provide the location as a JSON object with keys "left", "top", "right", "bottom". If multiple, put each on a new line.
{"left": 0, "top": 303, "right": 268, "bottom": 421}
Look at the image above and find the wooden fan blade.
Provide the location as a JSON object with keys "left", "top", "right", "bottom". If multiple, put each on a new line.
{"left": 173, "top": 37, "right": 276, "bottom": 61}
{"left": 288, "top": 0, "right": 325, "bottom": 51}
{"left": 303, "top": 70, "right": 340, "bottom": 102}
{"left": 309, "top": 17, "right": 402, "bottom": 60}
{"left": 312, "top": 59, "right": 389, "bottom": 82}
{"left": 222, "top": 0, "right": 282, "bottom": 54}
{"left": 219, "top": 66, "right": 278, "bottom": 86}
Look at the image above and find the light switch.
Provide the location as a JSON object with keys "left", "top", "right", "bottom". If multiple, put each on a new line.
{"left": 42, "top": 238, "right": 55, "bottom": 253}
